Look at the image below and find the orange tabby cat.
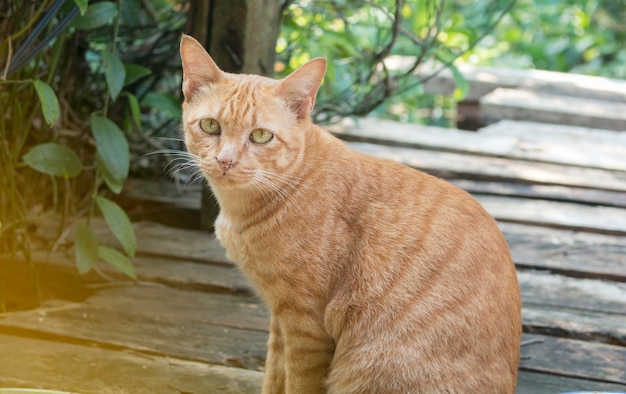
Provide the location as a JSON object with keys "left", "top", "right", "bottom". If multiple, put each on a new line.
{"left": 180, "top": 34, "right": 522, "bottom": 393}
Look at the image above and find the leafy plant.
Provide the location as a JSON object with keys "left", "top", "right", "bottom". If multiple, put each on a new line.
{"left": 277, "top": 0, "right": 515, "bottom": 125}
{"left": 0, "top": 0, "right": 186, "bottom": 310}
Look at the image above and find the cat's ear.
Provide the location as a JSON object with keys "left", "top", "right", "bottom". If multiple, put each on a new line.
{"left": 180, "top": 34, "right": 223, "bottom": 99}
{"left": 276, "top": 58, "right": 327, "bottom": 119}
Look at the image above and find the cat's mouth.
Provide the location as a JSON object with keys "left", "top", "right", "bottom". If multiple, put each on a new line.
{"left": 203, "top": 166, "right": 249, "bottom": 188}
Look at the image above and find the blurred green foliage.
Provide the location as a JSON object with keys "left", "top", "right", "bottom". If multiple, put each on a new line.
{"left": 277, "top": 0, "right": 626, "bottom": 126}
{"left": 467, "top": 0, "right": 626, "bottom": 79}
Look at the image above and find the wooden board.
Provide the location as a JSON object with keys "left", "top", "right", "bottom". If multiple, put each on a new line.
{"left": 480, "top": 88, "right": 626, "bottom": 131}
{"left": 329, "top": 117, "right": 626, "bottom": 171}
{"left": 518, "top": 270, "right": 626, "bottom": 345}
{"left": 73, "top": 219, "right": 626, "bottom": 286}
{"left": 480, "top": 120, "right": 626, "bottom": 145}
{"left": 450, "top": 179, "right": 626, "bottom": 208}
{"left": 0, "top": 288, "right": 269, "bottom": 371}
{"left": 0, "top": 333, "right": 263, "bottom": 394}
{"left": 516, "top": 370, "right": 626, "bottom": 394}
{"left": 520, "top": 333, "right": 626, "bottom": 385}
{"left": 500, "top": 222, "right": 626, "bottom": 282}
{"left": 3, "top": 333, "right": 626, "bottom": 394}
{"left": 474, "top": 194, "right": 626, "bottom": 235}
{"left": 345, "top": 141, "right": 626, "bottom": 192}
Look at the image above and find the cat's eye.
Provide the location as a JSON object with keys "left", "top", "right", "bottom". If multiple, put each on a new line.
{"left": 199, "top": 118, "right": 221, "bottom": 135}
{"left": 250, "top": 128, "right": 273, "bottom": 144}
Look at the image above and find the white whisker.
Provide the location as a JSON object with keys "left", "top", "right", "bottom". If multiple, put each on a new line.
{"left": 249, "top": 169, "right": 306, "bottom": 207}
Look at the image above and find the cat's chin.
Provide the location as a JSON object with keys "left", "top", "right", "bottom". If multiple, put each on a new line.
{"left": 206, "top": 174, "right": 249, "bottom": 190}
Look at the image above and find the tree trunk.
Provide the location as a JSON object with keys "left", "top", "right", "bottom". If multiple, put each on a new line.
{"left": 185, "top": 0, "right": 285, "bottom": 231}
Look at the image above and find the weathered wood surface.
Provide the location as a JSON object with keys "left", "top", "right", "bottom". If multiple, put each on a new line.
{"left": 386, "top": 58, "right": 626, "bottom": 103}
{"left": 0, "top": 286, "right": 269, "bottom": 370}
{"left": 0, "top": 333, "right": 264, "bottom": 394}
{"left": 451, "top": 179, "right": 626, "bottom": 208}
{"left": 520, "top": 334, "right": 626, "bottom": 385}
{"left": 329, "top": 117, "right": 626, "bottom": 172}
{"left": 67, "top": 219, "right": 626, "bottom": 286}
{"left": 1, "top": 262, "right": 625, "bottom": 392}
{"left": 500, "top": 222, "right": 626, "bottom": 282}
{"left": 481, "top": 88, "right": 626, "bottom": 131}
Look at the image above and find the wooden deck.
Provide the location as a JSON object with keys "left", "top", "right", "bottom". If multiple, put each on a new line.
{"left": 1, "top": 68, "right": 626, "bottom": 393}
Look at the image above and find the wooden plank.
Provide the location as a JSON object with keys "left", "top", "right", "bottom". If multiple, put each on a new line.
{"left": 329, "top": 117, "right": 626, "bottom": 171}
{"left": 388, "top": 58, "right": 626, "bottom": 103}
{"left": 480, "top": 88, "right": 626, "bottom": 131}
{"left": 501, "top": 222, "right": 626, "bottom": 282}
{"left": 345, "top": 141, "right": 626, "bottom": 192}
{"left": 478, "top": 120, "right": 626, "bottom": 171}
{"left": 475, "top": 194, "right": 626, "bottom": 235}
{"left": 516, "top": 370, "right": 626, "bottom": 394}
{"left": 522, "top": 306, "right": 626, "bottom": 346}
{"left": 518, "top": 271, "right": 626, "bottom": 316}
{"left": 27, "top": 242, "right": 626, "bottom": 345}
{"left": 0, "top": 333, "right": 263, "bottom": 394}
{"left": 131, "top": 255, "right": 250, "bottom": 294}
{"left": 480, "top": 120, "right": 626, "bottom": 145}
{"left": 450, "top": 179, "right": 626, "bottom": 208}
{"left": 0, "top": 287, "right": 269, "bottom": 370}
{"left": 328, "top": 117, "right": 518, "bottom": 156}
{"left": 520, "top": 333, "right": 626, "bottom": 385}
{"left": 518, "top": 270, "right": 626, "bottom": 345}
{"left": 85, "top": 219, "right": 228, "bottom": 265}
{"left": 3, "top": 331, "right": 625, "bottom": 394}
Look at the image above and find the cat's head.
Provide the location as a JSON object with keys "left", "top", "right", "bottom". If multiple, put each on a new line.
{"left": 179, "top": 35, "right": 326, "bottom": 191}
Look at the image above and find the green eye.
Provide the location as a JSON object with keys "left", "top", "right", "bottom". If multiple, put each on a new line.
{"left": 199, "top": 118, "right": 220, "bottom": 135}
{"left": 250, "top": 128, "right": 273, "bottom": 144}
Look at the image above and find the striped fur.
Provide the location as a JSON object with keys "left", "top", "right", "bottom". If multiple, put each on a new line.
{"left": 181, "top": 35, "right": 522, "bottom": 393}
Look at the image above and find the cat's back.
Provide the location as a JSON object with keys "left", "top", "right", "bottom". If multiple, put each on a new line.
{"left": 313, "top": 128, "right": 521, "bottom": 392}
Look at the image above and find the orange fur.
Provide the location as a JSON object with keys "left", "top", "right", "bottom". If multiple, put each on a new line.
{"left": 180, "top": 35, "right": 522, "bottom": 393}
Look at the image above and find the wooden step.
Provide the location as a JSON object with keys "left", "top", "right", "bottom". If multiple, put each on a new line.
{"left": 11, "top": 245, "right": 626, "bottom": 347}
{"left": 1, "top": 283, "right": 624, "bottom": 388}
{"left": 329, "top": 117, "right": 626, "bottom": 171}
{"left": 475, "top": 194, "right": 626, "bottom": 235}
{"left": 520, "top": 333, "right": 626, "bottom": 385}
{"left": 500, "top": 222, "right": 626, "bottom": 282}
{"left": 480, "top": 88, "right": 626, "bottom": 131}
{"left": 0, "top": 333, "right": 263, "bottom": 394}
{"left": 345, "top": 141, "right": 626, "bottom": 192}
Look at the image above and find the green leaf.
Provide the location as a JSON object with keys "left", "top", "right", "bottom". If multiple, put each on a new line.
{"left": 102, "top": 50, "right": 125, "bottom": 100}
{"left": 33, "top": 80, "right": 60, "bottom": 126}
{"left": 124, "top": 64, "right": 151, "bottom": 86}
{"left": 98, "top": 245, "right": 137, "bottom": 280}
{"left": 74, "top": 223, "right": 99, "bottom": 274}
{"left": 72, "top": 0, "right": 89, "bottom": 15}
{"left": 90, "top": 115, "right": 129, "bottom": 194}
{"left": 97, "top": 155, "right": 123, "bottom": 194}
{"left": 23, "top": 142, "right": 83, "bottom": 178}
{"left": 125, "top": 92, "right": 141, "bottom": 130}
{"left": 449, "top": 63, "right": 470, "bottom": 101}
{"left": 96, "top": 196, "right": 136, "bottom": 258}
{"left": 141, "top": 92, "right": 182, "bottom": 119}
{"left": 72, "top": 2, "right": 117, "bottom": 30}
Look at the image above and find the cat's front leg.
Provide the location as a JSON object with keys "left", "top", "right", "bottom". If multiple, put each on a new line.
{"left": 262, "top": 316, "right": 286, "bottom": 394}
{"left": 281, "top": 314, "right": 335, "bottom": 394}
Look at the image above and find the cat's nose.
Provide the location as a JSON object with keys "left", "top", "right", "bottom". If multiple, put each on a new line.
{"left": 217, "top": 157, "right": 237, "bottom": 171}
{"left": 216, "top": 145, "right": 239, "bottom": 173}
{"left": 216, "top": 153, "right": 238, "bottom": 172}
